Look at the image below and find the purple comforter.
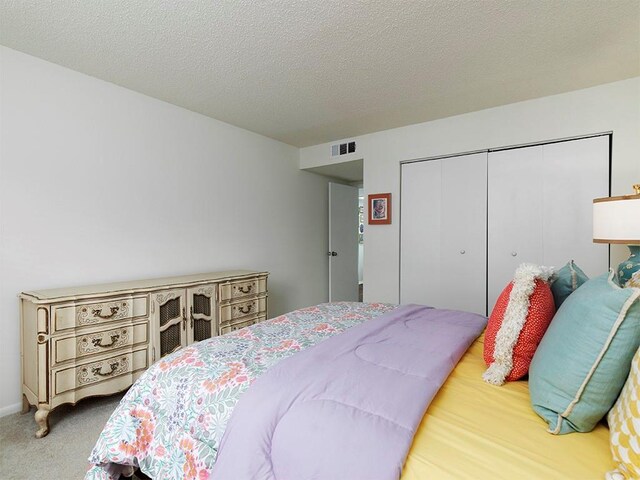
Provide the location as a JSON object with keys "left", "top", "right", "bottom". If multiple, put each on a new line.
{"left": 212, "top": 305, "right": 486, "bottom": 480}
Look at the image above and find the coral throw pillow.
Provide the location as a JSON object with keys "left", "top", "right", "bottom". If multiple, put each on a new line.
{"left": 483, "top": 264, "right": 556, "bottom": 385}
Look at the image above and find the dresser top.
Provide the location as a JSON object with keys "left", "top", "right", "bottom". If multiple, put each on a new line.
{"left": 20, "top": 270, "right": 268, "bottom": 303}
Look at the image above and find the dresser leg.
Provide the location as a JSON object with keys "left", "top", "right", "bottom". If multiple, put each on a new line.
{"left": 35, "top": 408, "right": 50, "bottom": 438}
{"left": 21, "top": 394, "right": 30, "bottom": 414}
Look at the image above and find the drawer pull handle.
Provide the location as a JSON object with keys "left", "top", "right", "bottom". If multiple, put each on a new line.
{"left": 92, "top": 333, "right": 120, "bottom": 348}
{"left": 235, "top": 284, "right": 253, "bottom": 294}
{"left": 237, "top": 304, "right": 254, "bottom": 314}
{"left": 92, "top": 361, "right": 119, "bottom": 377}
{"left": 92, "top": 306, "right": 120, "bottom": 319}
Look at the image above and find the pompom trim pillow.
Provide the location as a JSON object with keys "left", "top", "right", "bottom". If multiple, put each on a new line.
{"left": 483, "top": 263, "right": 556, "bottom": 385}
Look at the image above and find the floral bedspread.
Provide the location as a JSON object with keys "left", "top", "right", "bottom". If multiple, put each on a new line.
{"left": 85, "top": 302, "right": 396, "bottom": 480}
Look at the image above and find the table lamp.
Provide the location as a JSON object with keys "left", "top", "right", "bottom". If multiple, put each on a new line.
{"left": 593, "top": 184, "right": 640, "bottom": 286}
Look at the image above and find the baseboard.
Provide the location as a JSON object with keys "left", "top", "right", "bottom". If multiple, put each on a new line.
{"left": 0, "top": 402, "right": 22, "bottom": 418}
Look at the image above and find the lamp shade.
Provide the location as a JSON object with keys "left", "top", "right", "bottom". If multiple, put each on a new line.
{"left": 593, "top": 194, "right": 640, "bottom": 244}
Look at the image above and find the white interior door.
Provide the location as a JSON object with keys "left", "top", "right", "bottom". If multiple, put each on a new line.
{"left": 400, "top": 153, "right": 487, "bottom": 314}
{"left": 329, "top": 182, "right": 359, "bottom": 302}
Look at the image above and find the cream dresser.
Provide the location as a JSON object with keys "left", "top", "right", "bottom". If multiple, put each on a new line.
{"left": 20, "top": 270, "right": 268, "bottom": 438}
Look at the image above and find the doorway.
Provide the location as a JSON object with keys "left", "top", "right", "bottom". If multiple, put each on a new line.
{"left": 303, "top": 158, "right": 364, "bottom": 302}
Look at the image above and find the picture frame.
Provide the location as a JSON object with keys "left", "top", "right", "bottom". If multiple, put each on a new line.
{"left": 368, "top": 193, "right": 391, "bottom": 225}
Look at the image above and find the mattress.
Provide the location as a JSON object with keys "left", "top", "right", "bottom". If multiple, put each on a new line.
{"left": 402, "top": 335, "right": 614, "bottom": 479}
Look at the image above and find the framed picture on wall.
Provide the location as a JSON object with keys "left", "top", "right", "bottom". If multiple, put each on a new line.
{"left": 368, "top": 193, "right": 391, "bottom": 225}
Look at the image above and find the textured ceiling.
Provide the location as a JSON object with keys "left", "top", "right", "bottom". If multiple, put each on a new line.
{"left": 1, "top": 1, "right": 639, "bottom": 147}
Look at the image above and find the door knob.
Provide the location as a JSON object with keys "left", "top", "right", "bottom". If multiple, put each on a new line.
{"left": 460, "top": 250, "right": 466, "bottom": 255}
{"left": 327, "top": 251, "right": 338, "bottom": 256}
{"left": 511, "top": 252, "right": 518, "bottom": 257}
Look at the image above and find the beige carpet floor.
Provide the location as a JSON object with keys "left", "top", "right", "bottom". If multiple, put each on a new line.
{"left": 0, "top": 393, "right": 124, "bottom": 480}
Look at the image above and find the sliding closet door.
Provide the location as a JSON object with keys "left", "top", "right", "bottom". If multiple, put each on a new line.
{"left": 541, "top": 136, "right": 609, "bottom": 274}
{"left": 488, "top": 146, "right": 545, "bottom": 311}
{"left": 440, "top": 154, "right": 488, "bottom": 313}
{"left": 401, "top": 160, "right": 442, "bottom": 306}
{"left": 487, "top": 136, "right": 609, "bottom": 310}
{"left": 401, "top": 153, "right": 487, "bottom": 314}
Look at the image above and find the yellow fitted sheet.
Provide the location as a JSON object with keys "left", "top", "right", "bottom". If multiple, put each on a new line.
{"left": 401, "top": 336, "right": 614, "bottom": 480}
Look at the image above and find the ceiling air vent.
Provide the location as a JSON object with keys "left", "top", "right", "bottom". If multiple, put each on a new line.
{"left": 331, "top": 141, "right": 356, "bottom": 157}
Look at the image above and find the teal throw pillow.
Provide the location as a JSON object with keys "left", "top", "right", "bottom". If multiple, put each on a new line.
{"left": 529, "top": 270, "right": 640, "bottom": 434}
{"left": 550, "top": 260, "right": 588, "bottom": 308}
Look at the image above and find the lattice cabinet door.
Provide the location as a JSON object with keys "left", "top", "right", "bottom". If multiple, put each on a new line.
{"left": 187, "top": 284, "right": 217, "bottom": 343}
{"left": 150, "top": 289, "right": 187, "bottom": 361}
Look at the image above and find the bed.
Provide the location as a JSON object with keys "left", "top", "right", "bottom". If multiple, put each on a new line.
{"left": 403, "top": 335, "right": 613, "bottom": 479}
{"left": 85, "top": 302, "right": 615, "bottom": 479}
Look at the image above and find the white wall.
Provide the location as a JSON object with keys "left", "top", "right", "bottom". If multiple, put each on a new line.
{"left": 0, "top": 47, "right": 332, "bottom": 415}
{"left": 301, "top": 77, "right": 640, "bottom": 304}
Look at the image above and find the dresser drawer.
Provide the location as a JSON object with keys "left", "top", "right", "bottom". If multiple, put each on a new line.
{"left": 53, "top": 348, "right": 148, "bottom": 395}
{"left": 220, "top": 315, "right": 266, "bottom": 335}
{"left": 53, "top": 296, "right": 147, "bottom": 332}
{"left": 219, "top": 296, "right": 267, "bottom": 323}
{"left": 219, "top": 276, "right": 267, "bottom": 302}
{"left": 53, "top": 321, "right": 149, "bottom": 365}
